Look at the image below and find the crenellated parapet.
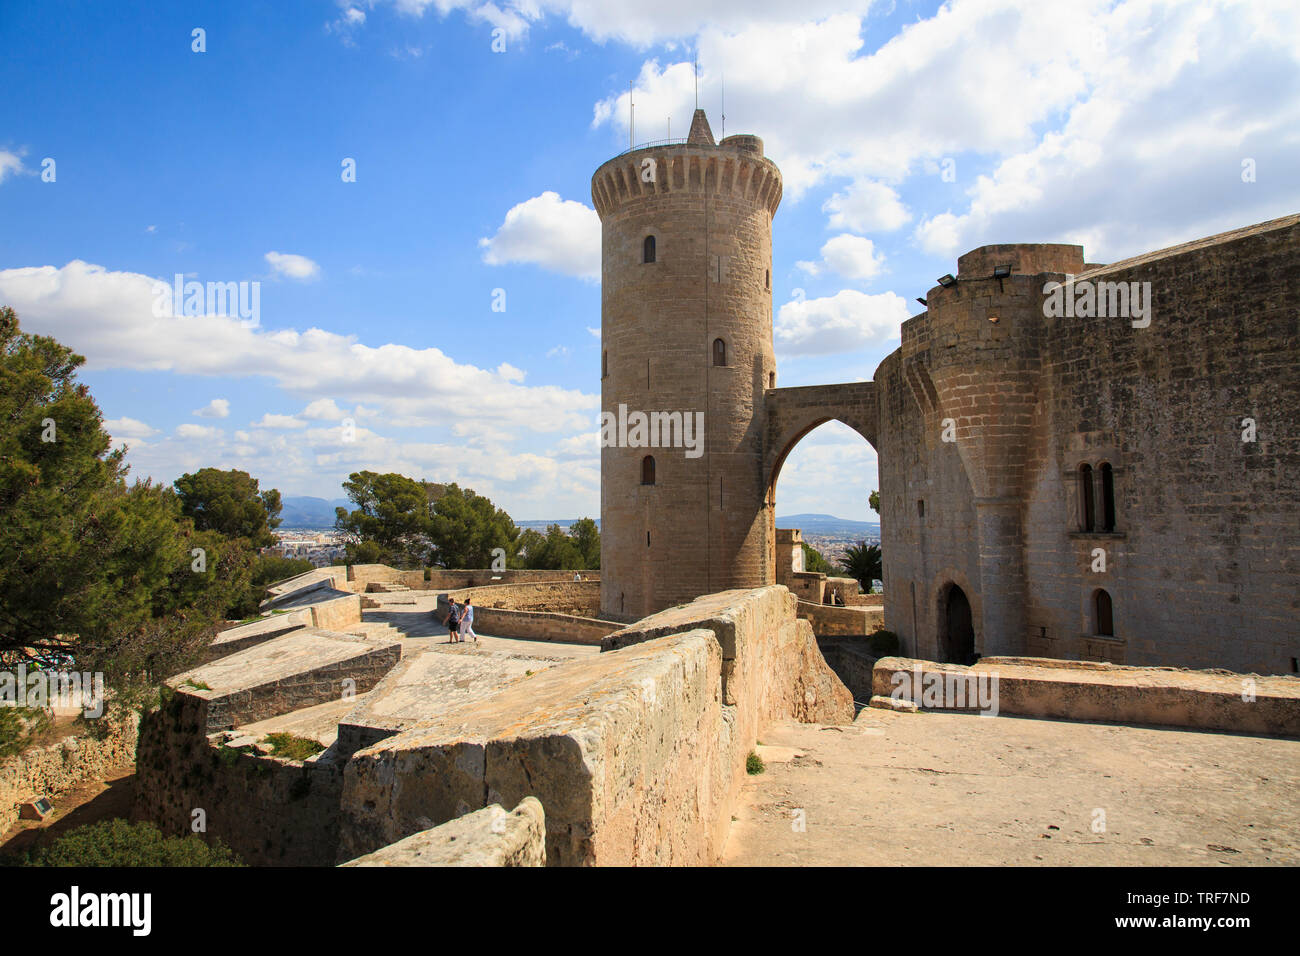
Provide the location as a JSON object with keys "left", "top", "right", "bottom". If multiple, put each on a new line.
{"left": 591, "top": 140, "right": 783, "bottom": 221}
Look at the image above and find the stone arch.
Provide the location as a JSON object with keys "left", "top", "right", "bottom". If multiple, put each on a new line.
{"left": 763, "top": 383, "right": 878, "bottom": 504}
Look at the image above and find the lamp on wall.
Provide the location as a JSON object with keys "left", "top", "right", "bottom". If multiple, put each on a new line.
{"left": 992, "top": 264, "right": 1013, "bottom": 278}
{"left": 937, "top": 274, "right": 956, "bottom": 287}
{"left": 916, "top": 297, "right": 928, "bottom": 307}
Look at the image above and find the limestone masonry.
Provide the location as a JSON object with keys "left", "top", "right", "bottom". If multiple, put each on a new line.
{"left": 594, "top": 110, "right": 1298, "bottom": 675}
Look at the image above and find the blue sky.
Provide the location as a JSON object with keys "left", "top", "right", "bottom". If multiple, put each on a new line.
{"left": 2, "top": 0, "right": 1297, "bottom": 521}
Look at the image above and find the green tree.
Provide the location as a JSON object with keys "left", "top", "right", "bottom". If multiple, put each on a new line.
{"left": 802, "top": 542, "right": 834, "bottom": 574}
{"left": 334, "top": 471, "right": 434, "bottom": 568}
{"left": 869, "top": 490, "right": 880, "bottom": 515}
{"left": 0, "top": 308, "right": 239, "bottom": 686}
{"left": 568, "top": 518, "right": 601, "bottom": 569}
{"left": 428, "top": 483, "right": 520, "bottom": 569}
{"left": 840, "top": 541, "right": 882, "bottom": 593}
{"left": 173, "top": 468, "right": 282, "bottom": 548}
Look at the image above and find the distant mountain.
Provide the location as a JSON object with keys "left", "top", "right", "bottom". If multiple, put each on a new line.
{"left": 776, "top": 513, "right": 879, "bottom": 536}
{"left": 279, "top": 496, "right": 352, "bottom": 528}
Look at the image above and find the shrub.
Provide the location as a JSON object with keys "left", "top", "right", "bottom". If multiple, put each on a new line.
{"left": 14, "top": 819, "right": 243, "bottom": 867}
{"left": 0, "top": 707, "right": 51, "bottom": 760}
{"left": 261, "top": 732, "right": 324, "bottom": 761}
{"left": 868, "top": 629, "right": 900, "bottom": 657}
{"left": 746, "top": 751, "right": 765, "bottom": 775}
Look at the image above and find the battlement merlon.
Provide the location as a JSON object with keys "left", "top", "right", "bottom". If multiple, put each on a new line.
{"left": 591, "top": 111, "right": 782, "bottom": 221}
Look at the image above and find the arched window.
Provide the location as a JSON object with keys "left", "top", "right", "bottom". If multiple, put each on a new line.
{"left": 1079, "top": 464, "right": 1095, "bottom": 532}
{"left": 602, "top": 350, "right": 608, "bottom": 379}
{"left": 643, "top": 235, "right": 656, "bottom": 264}
{"left": 765, "top": 268, "right": 770, "bottom": 290}
{"left": 1094, "top": 589, "right": 1114, "bottom": 636}
{"left": 641, "top": 455, "right": 656, "bottom": 485}
{"left": 712, "top": 338, "right": 727, "bottom": 366}
{"left": 1100, "top": 463, "right": 1116, "bottom": 532}
{"left": 768, "top": 371, "right": 775, "bottom": 388}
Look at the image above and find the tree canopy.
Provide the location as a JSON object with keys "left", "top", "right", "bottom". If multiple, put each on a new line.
{"left": 516, "top": 518, "right": 600, "bottom": 570}
{"left": 0, "top": 307, "right": 242, "bottom": 686}
{"left": 173, "top": 468, "right": 282, "bottom": 548}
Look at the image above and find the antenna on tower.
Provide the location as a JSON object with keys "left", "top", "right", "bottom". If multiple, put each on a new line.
{"left": 721, "top": 71, "right": 725, "bottom": 139}
{"left": 629, "top": 81, "right": 635, "bottom": 148}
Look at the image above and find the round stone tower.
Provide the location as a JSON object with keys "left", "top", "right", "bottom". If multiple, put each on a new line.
{"left": 592, "top": 110, "right": 783, "bottom": 621}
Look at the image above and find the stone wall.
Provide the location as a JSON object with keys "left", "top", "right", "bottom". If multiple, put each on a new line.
{"left": 1, "top": 709, "right": 140, "bottom": 832}
{"left": 872, "top": 656, "right": 1300, "bottom": 736}
{"left": 207, "top": 610, "right": 310, "bottom": 662}
{"left": 816, "top": 637, "right": 878, "bottom": 707}
{"left": 796, "top": 600, "right": 884, "bottom": 636}
{"left": 340, "top": 798, "right": 546, "bottom": 867}
{"left": 133, "top": 693, "right": 344, "bottom": 866}
{"left": 876, "top": 215, "right": 1300, "bottom": 674}
{"left": 441, "top": 580, "right": 602, "bottom": 616}
{"left": 308, "top": 594, "right": 363, "bottom": 631}
{"left": 339, "top": 586, "right": 852, "bottom": 866}
{"left": 396, "top": 569, "right": 599, "bottom": 590}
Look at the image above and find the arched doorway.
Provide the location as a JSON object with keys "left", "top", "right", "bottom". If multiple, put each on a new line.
{"left": 940, "top": 583, "right": 975, "bottom": 665}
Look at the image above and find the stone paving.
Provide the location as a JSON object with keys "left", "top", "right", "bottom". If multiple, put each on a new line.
{"left": 722, "top": 709, "right": 1300, "bottom": 866}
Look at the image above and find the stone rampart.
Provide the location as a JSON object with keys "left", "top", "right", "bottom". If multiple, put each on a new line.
{"left": 339, "top": 586, "right": 852, "bottom": 865}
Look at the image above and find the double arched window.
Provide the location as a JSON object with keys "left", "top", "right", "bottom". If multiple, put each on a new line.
{"left": 1078, "top": 461, "right": 1117, "bottom": 532}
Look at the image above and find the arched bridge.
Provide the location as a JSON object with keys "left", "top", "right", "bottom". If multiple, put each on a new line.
{"left": 764, "top": 382, "right": 879, "bottom": 501}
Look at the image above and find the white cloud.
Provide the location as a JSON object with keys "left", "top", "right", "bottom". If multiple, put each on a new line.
{"left": 103, "top": 417, "right": 159, "bottom": 441}
{"left": 0, "top": 261, "right": 597, "bottom": 438}
{"left": 176, "top": 423, "right": 220, "bottom": 440}
{"left": 302, "top": 398, "right": 346, "bottom": 420}
{"left": 0, "top": 150, "right": 23, "bottom": 184}
{"left": 823, "top": 180, "right": 911, "bottom": 233}
{"left": 796, "top": 234, "right": 884, "bottom": 281}
{"left": 252, "top": 413, "right": 309, "bottom": 430}
{"left": 265, "top": 251, "right": 321, "bottom": 281}
{"left": 479, "top": 191, "right": 600, "bottom": 280}
{"left": 193, "top": 398, "right": 230, "bottom": 419}
{"left": 546, "top": 345, "right": 570, "bottom": 358}
{"left": 587, "top": 0, "right": 1300, "bottom": 261}
{"left": 586, "top": 326, "right": 600, "bottom": 339}
{"left": 775, "top": 289, "right": 909, "bottom": 356}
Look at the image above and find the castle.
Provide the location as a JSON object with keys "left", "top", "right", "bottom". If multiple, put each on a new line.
{"left": 594, "top": 110, "right": 1299, "bottom": 676}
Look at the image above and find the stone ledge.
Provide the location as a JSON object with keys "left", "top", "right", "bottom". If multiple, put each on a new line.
{"left": 872, "top": 656, "right": 1300, "bottom": 736}
{"left": 340, "top": 798, "right": 545, "bottom": 867}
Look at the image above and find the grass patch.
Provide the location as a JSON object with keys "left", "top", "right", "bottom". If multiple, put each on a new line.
{"left": 179, "top": 678, "right": 211, "bottom": 691}
{"left": 261, "top": 732, "right": 324, "bottom": 761}
{"left": 746, "top": 750, "right": 765, "bottom": 775}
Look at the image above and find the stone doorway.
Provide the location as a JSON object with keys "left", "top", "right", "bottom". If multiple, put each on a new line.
{"left": 940, "top": 583, "right": 976, "bottom": 665}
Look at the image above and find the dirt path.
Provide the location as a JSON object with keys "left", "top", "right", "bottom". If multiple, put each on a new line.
{"left": 1, "top": 766, "right": 136, "bottom": 859}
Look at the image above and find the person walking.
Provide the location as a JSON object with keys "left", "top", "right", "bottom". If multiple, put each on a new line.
{"left": 461, "top": 597, "right": 478, "bottom": 642}
{"left": 444, "top": 598, "right": 462, "bottom": 643}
